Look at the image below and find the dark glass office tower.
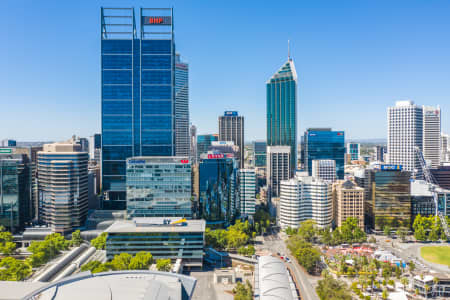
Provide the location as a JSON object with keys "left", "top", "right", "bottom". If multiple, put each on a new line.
{"left": 304, "top": 128, "right": 345, "bottom": 179}
{"left": 101, "top": 8, "right": 175, "bottom": 209}
{"left": 267, "top": 59, "right": 297, "bottom": 176}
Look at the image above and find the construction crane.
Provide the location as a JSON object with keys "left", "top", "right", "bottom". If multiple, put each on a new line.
{"left": 414, "top": 146, "right": 449, "bottom": 238}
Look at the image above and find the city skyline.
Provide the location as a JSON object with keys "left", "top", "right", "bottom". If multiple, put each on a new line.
{"left": 2, "top": 1, "right": 450, "bottom": 142}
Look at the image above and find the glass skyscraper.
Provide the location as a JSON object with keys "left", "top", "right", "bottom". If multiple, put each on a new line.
{"left": 253, "top": 141, "right": 267, "bottom": 167}
{"left": 175, "top": 54, "right": 190, "bottom": 156}
{"left": 0, "top": 154, "right": 31, "bottom": 233}
{"left": 266, "top": 59, "right": 297, "bottom": 175}
{"left": 198, "top": 155, "right": 238, "bottom": 225}
{"left": 101, "top": 8, "right": 176, "bottom": 209}
{"left": 126, "top": 157, "right": 192, "bottom": 218}
{"left": 304, "top": 128, "right": 345, "bottom": 179}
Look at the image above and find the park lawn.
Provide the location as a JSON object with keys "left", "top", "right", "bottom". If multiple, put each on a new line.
{"left": 420, "top": 246, "right": 450, "bottom": 266}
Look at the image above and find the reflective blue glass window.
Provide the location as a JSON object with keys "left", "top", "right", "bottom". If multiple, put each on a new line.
{"left": 141, "top": 100, "right": 171, "bottom": 115}
{"left": 103, "top": 161, "right": 126, "bottom": 175}
{"left": 141, "top": 131, "right": 172, "bottom": 145}
{"left": 141, "top": 40, "right": 171, "bottom": 54}
{"left": 103, "top": 70, "right": 132, "bottom": 84}
{"left": 103, "top": 132, "right": 132, "bottom": 145}
{"left": 103, "top": 115, "right": 132, "bottom": 130}
{"left": 142, "top": 86, "right": 171, "bottom": 99}
{"left": 142, "top": 71, "right": 171, "bottom": 84}
{"left": 102, "top": 146, "right": 133, "bottom": 160}
{"left": 102, "top": 85, "right": 132, "bottom": 100}
{"left": 102, "top": 40, "right": 132, "bottom": 54}
{"left": 103, "top": 101, "right": 132, "bottom": 115}
{"left": 141, "top": 116, "right": 172, "bottom": 129}
{"left": 141, "top": 55, "right": 171, "bottom": 69}
{"left": 102, "top": 55, "right": 132, "bottom": 69}
{"left": 142, "top": 146, "right": 172, "bottom": 156}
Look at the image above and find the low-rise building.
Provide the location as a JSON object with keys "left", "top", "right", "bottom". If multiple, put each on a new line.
{"left": 105, "top": 217, "right": 205, "bottom": 267}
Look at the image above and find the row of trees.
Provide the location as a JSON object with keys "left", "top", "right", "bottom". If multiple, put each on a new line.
{"left": 205, "top": 220, "right": 251, "bottom": 250}
{"left": 0, "top": 227, "right": 16, "bottom": 255}
{"left": 28, "top": 233, "right": 71, "bottom": 267}
{"left": 0, "top": 257, "right": 32, "bottom": 281}
{"left": 286, "top": 223, "right": 322, "bottom": 274}
{"left": 91, "top": 232, "right": 108, "bottom": 250}
{"left": 237, "top": 245, "right": 255, "bottom": 257}
{"left": 285, "top": 218, "right": 366, "bottom": 246}
{"left": 81, "top": 251, "right": 171, "bottom": 273}
{"left": 413, "top": 215, "right": 447, "bottom": 241}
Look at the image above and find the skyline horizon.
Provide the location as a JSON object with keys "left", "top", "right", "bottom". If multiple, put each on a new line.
{"left": 2, "top": 1, "right": 450, "bottom": 141}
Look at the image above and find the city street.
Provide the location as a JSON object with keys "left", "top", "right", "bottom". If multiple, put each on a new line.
{"left": 257, "top": 232, "right": 320, "bottom": 300}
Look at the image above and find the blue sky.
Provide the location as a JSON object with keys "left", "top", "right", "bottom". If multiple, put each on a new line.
{"left": 1, "top": 0, "right": 450, "bottom": 141}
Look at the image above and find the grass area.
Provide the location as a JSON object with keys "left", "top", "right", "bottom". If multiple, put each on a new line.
{"left": 420, "top": 246, "right": 450, "bottom": 266}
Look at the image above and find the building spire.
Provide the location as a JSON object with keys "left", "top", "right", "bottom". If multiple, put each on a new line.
{"left": 288, "top": 40, "right": 291, "bottom": 61}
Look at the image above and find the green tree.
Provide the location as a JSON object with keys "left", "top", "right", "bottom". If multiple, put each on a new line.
{"left": 396, "top": 227, "right": 408, "bottom": 242}
{"left": 129, "top": 252, "right": 153, "bottom": 270}
{"left": 383, "top": 225, "right": 392, "bottom": 237}
{"left": 0, "top": 230, "right": 16, "bottom": 255}
{"left": 91, "top": 232, "right": 108, "bottom": 250}
{"left": 71, "top": 230, "right": 83, "bottom": 247}
{"left": 400, "top": 277, "right": 409, "bottom": 291}
{"left": 0, "top": 257, "right": 32, "bottom": 281}
{"left": 111, "top": 253, "right": 132, "bottom": 270}
{"left": 156, "top": 258, "right": 172, "bottom": 272}
{"left": 233, "top": 280, "right": 253, "bottom": 300}
{"left": 297, "top": 220, "right": 318, "bottom": 243}
{"left": 80, "top": 260, "right": 110, "bottom": 273}
{"left": 408, "top": 261, "right": 415, "bottom": 272}
{"left": 27, "top": 233, "right": 70, "bottom": 268}
{"left": 294, "top": 242, "right": 321, "bottom": 274}
{"left": 381, "top": 289, "right": 388, "bottom": 300}
{"left": 316, "top": 271, "right": 352, "bottom": 300}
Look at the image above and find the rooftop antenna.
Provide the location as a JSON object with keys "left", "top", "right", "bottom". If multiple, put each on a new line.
{"left": 288, "top": 39, "right": 291, "bottom": 61}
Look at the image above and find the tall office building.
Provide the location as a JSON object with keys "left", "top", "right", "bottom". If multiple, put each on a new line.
{"left": 198, "top": 153, "right": 238, "bottom": 225}
{"left": 89, "top": 134, "right": 101, "bottom": 163}
{"left": 239, "top": 169, "right": 256, "bottom": 216}
{"left": 279, "top": 175, "right": 332, "bottom": 229}
{"left": 304, "top": 128, "right": 345, "bottom": 179}
{"left": 346, "top": 143, "right": 360, "bottom": 161}
{"left": 101, "top": 8, "right": 176, "bottom": 209}
{"left": 267, "top": 146, "right": 291, "bottom": 197}
{"left": 219, "top": 111, "right": 244, "bottom": 168}
{"left": 190, "top": 125, "right": 197, "bottom": 163}
{"left": 197, "top": 134, "right": 218, "bottom": 160}
{"left": 253, "top": 141, "right": 267, "bottom": 167}
{"left": 333, "top": 180, "right": 364, "bottom": 229}
{"left": 37, "top": 139, "right": 88, "bottom": 234}
{"left": 312, "top": 159, "right": 336, "bottom": 182}
{"left": 175, "top": 54, "right": 190, "bottom": 157}
{"left": 78, "top": 137, "right": 89, "bottom": 153}
{"left": 441, "top": 133, "right": 449, "bottom": 163}
{"left": 0, "top": 154, "right": 31, "bottom": 233}
{"left": 267, "top": 59, "right": 297, "bottom": 175}
{"left": 387, "top": 101, "right": 423, "bottom": 175}
{"left": 422, "top": 106, "right": 441, "bottom": 168}
{"left": 126, "top": 157, "right": 192, "bottom": 218}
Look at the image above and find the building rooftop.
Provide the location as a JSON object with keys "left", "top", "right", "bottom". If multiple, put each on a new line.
{"left": 3, "top": 270, "right": 197, "bottom": 300}
{"left": 257, "top": 256, "right": 294, "bottom": 300}
{"left": 105, "top": 217, "right": 206, "bottom": 233}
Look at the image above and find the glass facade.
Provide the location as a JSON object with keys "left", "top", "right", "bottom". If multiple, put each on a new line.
{"left": 101, "top": 8, "right": 175, "bottom": 209}
{"left": 266, "top": 60, "right": 297, "bottom": 175}
{"left": 371, "top": 169, "right": 411, "bottom": 229}
{"left": 304, "top": 129, "right": 345, "bottom": 179}
{"left": 253, "top": 141, "right": 267, "bottom": 167}
{"left": 198, "top": 156, "right": 238, "bottom": 225}
{"left": 175, "top": 54, "right": 190, "bottom": 156}
{"left": 0, "top": 156, "right": 31, "bottom": 233}
{"left": 196, "top": 134, "right": 218, "bottom": 161}
{"left": 126, "top": 157, "right": 192, "bottom": 218}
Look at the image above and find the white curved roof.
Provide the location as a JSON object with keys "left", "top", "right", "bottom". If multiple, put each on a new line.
{"left": 258, "top": 256, "right": 294, "bottom": 300}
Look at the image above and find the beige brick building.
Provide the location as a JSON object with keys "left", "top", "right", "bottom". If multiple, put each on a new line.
{"left": 333, "top": 180, "right": 364, "bottom": 229}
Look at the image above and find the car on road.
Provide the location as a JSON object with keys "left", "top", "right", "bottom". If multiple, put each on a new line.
{"left": 285, "top": 257, "right": 291, "bottom": 263}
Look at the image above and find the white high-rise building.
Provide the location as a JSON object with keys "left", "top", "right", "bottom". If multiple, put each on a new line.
{"left": 422, "top": 106, "right": 441, "bottom": 168}
{"left": 279, "top": 175, "right": 332, "bottom": 229}
{"left": 266, "top": 146, "right": 291, "bottom": 198}
{"left": 312, "top": 159, "right": 336, "bottom": 182}
{"left": 388, "top": 100, "right": 423, "bottom": 175}
{"left": 239, "top": 169, "right": 256, "bottom": 216}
